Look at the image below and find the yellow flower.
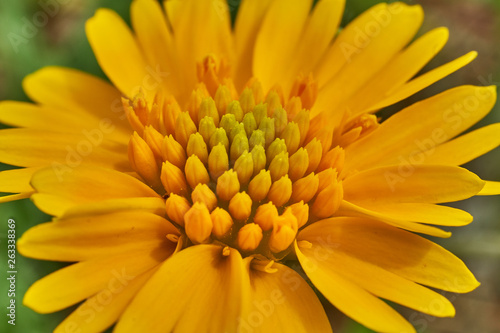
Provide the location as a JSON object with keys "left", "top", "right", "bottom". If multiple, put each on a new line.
{"left": 0, "top": 0, "right": 499, "bottom": 332}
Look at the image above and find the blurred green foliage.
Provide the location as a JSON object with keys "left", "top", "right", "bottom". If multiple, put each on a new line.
{"left": 0, "top": 1, "right": 499, "bottom": 332}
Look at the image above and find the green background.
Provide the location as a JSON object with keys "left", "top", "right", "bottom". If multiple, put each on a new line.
{"left": 0, "top": 0, "right": 499, "bottom": 332}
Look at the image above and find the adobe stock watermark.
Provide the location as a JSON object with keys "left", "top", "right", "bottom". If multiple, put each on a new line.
{"left": 236, "top": 288, "right": 285, "bottom": 333}
{"left": 340, "top": 3, "right": 404, "bottom": 63}
{"left": 408, "top": 277, "right": 471, "bottom": 333}
{"left": 57, "top": 268, "right": 135, "bottom": 333}
{"left": 127, "top": 64, "right": 171, "bottom": 101}
{"left": 235, "top": 235, "right": 340, "bottom": 333}
{"left": 384, "top": 85, "right": 495, "bottom": 191}
{"left": 478, "top": 73, "right": 500, "bottom": 88}
{"left": 110, "top": 63, "right": 171, "bottom": 122}
{"left": 51, "top": 119, "right": 115, "bottom": 181}
{"left": 8, "top": 0, "right": 72, "bottom": 53}
{"left": 50, "top": 63, "right": 170, "bottom": 182}
{"left": 6, "top": 218, "right": 17, "bottom": 326}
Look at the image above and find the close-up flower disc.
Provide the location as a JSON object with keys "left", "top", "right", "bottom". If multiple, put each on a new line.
{"left": 0, "top": 0, "right": 499, "bottom": 332}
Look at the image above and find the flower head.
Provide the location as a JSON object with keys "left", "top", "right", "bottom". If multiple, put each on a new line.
{"left": 1, "top": 0, "right": 499, "bottom": 332}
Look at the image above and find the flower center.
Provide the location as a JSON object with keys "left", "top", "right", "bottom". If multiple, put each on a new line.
{"left": 123, "top": 55, "right": 376, "bottom": 260}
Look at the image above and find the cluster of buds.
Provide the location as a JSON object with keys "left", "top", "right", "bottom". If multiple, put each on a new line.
{"left": 124, "top": 56, "right": 345, "bottom": 257}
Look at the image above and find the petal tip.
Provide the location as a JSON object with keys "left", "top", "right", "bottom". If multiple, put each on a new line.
{"left": 454, "top": 275, "right": 481, "bottom": 294}
{"left": 15, "top": 236, "right": 27, "bottom": 254}
{"left": 434, "top": 26, "right": 450, "bottom": 40}
{"left": 85, "top": 8, "right": 117, "bottom": 31}
{"left": 23, "top": 286, "right": 50, "bottom": 314}
{"left": 21, "top": 66, "right": 65, "bottom": 99}
{"left": 485, "top": 84, "right": 497, "bottom": 97}
{"left": 21, "top": 71, "right": 40, "bottom": 95}
{"left": 441, "top": 230, "right": 452, "bottom": 238}
{"left": 468, "top": 50, "right": 479, "bottom": 60}
{"left": 448, "top": 304, "right": 457, "bottom": 318}
{"left": 393, "top": 2, "right": 424, "bottom": 21}
{"left": 411, "top": 3, "right": 424, "bottom": 14}
{"left": 468, "top": 279, "right": 481, "bottom": 292}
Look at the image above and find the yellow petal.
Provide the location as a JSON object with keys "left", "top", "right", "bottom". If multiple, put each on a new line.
{"left": 295, "top": 241, "right": 416, "bottom": 333}
{"left": 233, "top": 0, "right": 274, "bottom": 89}
{"left": 0, "top": 128, "right": 129, "bottom": 170}
{"left": 286, "top": 0, "right": 345, "bottom": 82}
{"left": 0, "top": 101, "right": 95, "bottom": 133}
{"left": 253, "top": 0, "right": 312, "bottom": 92}
{"left": 31, "top": 193, "right": 75, "bottom": 217}
{"left": 115, "top": 245, "right": 250, "bottom": 333}
{"left": 163, "top": 0, "right": 181, "bottom": 28}
{"left": 366, "top": 51, "right": 478, "bottom": 113}
{"left": 30, "top": 166, "right": 160, "bottom": 215}
{"left": 345, "top": 86, "right": 497, "bottom": 171}
{"left": 86, "top": 9, "right": 151, "bottom": 100}
{"left": 170, "top": 0, "right": 233, "bottom": 101}
{"left": 32, "top": 166, "right": 158, "bottom": 199}
{"left": 338, "top": 200, "right": 452, "bottom": 238}
{"left": 478, "top": 181, "right": 500, "bottom": 195}
{"left": 343, "top": 165, "right": 484, "bottom": 204}
{"left": 357, "top": 202, "right": 473, "bottom": 227}
{"left": 421, "top": 123, "right": 500, "bottom": 165}
{"left": 131, "top": 0, "right": 180, "bottom": 97}
{"left": 22, "top": 67, "right": 131, "bottom": 142}
{"left": 246, "top": 261, "right": 332, "bottom": 332}
{"left": 314, "top": 3, "right": 423, "bottom": 121}
{"left": 298, "top": 217, "right": 480, "bottom": 293}
{"left": 347, "top": 27, "right": 449, "bottom": 114}
{"left": 23, "top": 249, "right": 170, "bottom": 313}
{"left": 60, "top": 197, "right": 166, "bottom": 219}
{"left": 18, "top": 211, "right": 178, "bottom": 261}
{"left": 316, "top": 3, "right": 419, "bottom": 86}
{"left": 54, "top": 268, "right": 157, "bottom": 333}
{"left": 297, "top": 231, "right": 455, "bottom": 319}
{"left": 131, "top": 0, "right": 173, "bottom": 67}
{"left": 0, "top": 192, "right": 33, "bottom": 203}
{"left": 0, "top": 167, "right": 38, "bottom": 193}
